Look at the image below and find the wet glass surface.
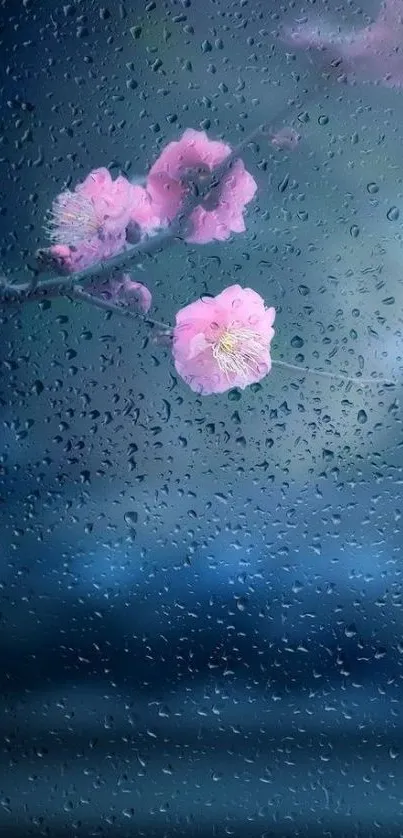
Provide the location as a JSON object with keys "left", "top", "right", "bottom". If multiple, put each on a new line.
{"left": 0, "top": 1, "right": 402, "bottom": 836}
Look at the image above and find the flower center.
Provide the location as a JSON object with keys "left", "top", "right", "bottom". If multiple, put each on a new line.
{"left": 46, "top": 191, "right": 104, "bottom": 247}
{"left": 212, "top": 326, "right": 266, "bottom": 379}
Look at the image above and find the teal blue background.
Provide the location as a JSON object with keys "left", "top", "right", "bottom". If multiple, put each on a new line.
{"left": 0, "top": 0, "right": 402, "bottom": 835}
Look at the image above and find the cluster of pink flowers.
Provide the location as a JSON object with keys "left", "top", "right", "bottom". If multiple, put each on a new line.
{"left": 40, "top": 5, "right": 393, "bottom": 400}
{"left": 42, "top": 128, "right": 278, "bottom": 396}
{"left": 44, "top": 128, "right": 257, "bottom": 274}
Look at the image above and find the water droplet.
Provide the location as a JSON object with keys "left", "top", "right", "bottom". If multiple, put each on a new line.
{"left": 124, "top": 511, "right": 138, "bottom": 527}
{"left": 387, "top": 206, "right": 399, "bottom": 221}
{"left": 318, "top": 114, "right": 329, "bottom": 125}
{"left": 31, "top": 380, "right": 44, "bottom": 395}
{"left": 374, "top": 647, "right": 386, "bottom": 659}
{"left": 366, "top": 182, "right": 379, "bottom": 194}
{"left": 291, "top": 335, "right": 304, "bottom": 349}
{"left": 357, "top": 409, "right": 367, "bottom": 424}
{"left": 350, "top": 224, "right": 359, "bottom": 238}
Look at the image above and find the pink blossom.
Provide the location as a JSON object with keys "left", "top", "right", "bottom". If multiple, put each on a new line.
{"left": 86, "top": 273, "right": 152, "bottom": 313}
{"left": 147, "top": 129, "right": 232, "bottom": 219}
{"left": 146, "top": 128, "right": 257, "bottom": 244}
{"left": 47, "top": 168, "right": 134, "bottom": 246}
{"left": 44, "top": 167, "right": 163, "bottom": 275}
{"left": 114, "top": 275, "right": 152, "bottom": 314}
{"left": 172, "top": 284, "right": 275, "bottom": 395}
{"left": 284, "top": 0, "right": 403, "bottom": 89}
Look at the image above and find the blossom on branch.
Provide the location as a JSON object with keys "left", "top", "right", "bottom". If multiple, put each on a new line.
{"left": 42, "top": 167, "right": 163, "bottom": 274}
{"left": 146, "top": 128, "right": 257, "bottom": 244}
{"left": 172, "top": 284, "right": 275, "bottom": 395}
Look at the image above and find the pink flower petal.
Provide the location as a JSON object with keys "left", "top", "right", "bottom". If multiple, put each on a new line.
{"left": 119, "top": 276, "right": 152, "bottom": 313}
{"left": 149, "top": 128, "right": 231, "bottom": 181}
{"left": 128, "top": 184, "right": 166, "bottom": 232}
{"left": 146, "top": 173, "right": 184, "bottom": 222}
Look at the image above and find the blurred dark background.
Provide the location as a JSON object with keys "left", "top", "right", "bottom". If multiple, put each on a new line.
{"left": 1, "top": 0, "right": 403, "bottom": 835}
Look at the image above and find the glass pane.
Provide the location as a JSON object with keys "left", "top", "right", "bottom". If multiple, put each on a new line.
{"left": 0, "top": 1, "right": 401, "bottom": 836}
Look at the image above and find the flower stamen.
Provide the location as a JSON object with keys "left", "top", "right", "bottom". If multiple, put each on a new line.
{"left": 45, "top": 191, "right": 103, "bottom": 247}
{"left": 212, "top": 325, "right": 267, "bottom": 379}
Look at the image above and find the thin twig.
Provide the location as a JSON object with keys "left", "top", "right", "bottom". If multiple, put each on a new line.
{"left": 0, "top": 273, "right": 75, "bottom": 302}
{"left": 69, "top": 285, "right": 172, "bottom": 331}
{"left": 272, "top": 358, "right": 395, "bottom": 386}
